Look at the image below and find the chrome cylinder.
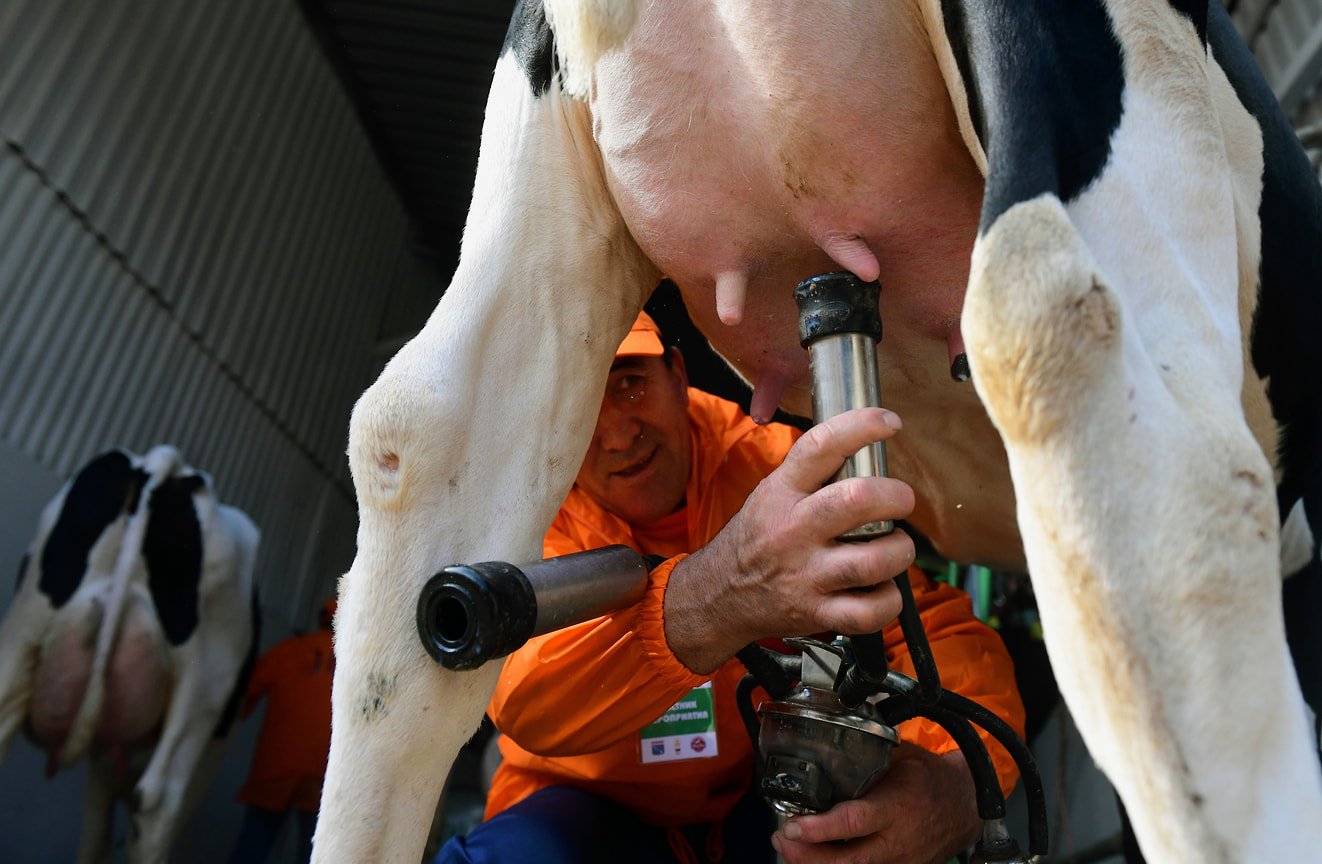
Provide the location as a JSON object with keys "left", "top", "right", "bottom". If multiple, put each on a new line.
{"left": 808, "top": 333, "right": 889, "bottom": 483}
{"left": 519, "top": 545, "right": 650, "bottom": 636}
{"left": 417, "top": 545, "right": 649, "bottom": 670}
{"left": 757, "top": 684, "right": 898, "bottom": 815}
{"left": 795, "top": 272, "right": 891, "bottom": 540}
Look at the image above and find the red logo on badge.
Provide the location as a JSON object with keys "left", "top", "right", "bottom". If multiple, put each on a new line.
{"left": 691, "top": 736, "right": 707, "bottom": 753}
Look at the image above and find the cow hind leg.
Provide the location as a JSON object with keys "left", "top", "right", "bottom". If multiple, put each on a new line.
{"left": 128, "top": 713, "right": 217, "bottom": 864}
{"left": 75, "top": 749, "right": 118, "bottom": 864}
{"left": 964, "top": 195, "right": 1125, "bottom": 444}
{"left": 0, "top": 574, "right": 54, "bottom": 763}
{"left": 0, "top": 633, "right": 40, "bottom": 764}
{"left": 131, "top": 641, "right": 241, "bottom": 864}
{"left": 131, "top": 564, "right": 250, "bottom": 863}
{"left": 963, "top": 194, "right": 1322, "bottom": 862}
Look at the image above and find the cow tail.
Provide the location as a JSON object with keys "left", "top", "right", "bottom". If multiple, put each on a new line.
{"left": 542, "top": 0, "right": 640, "bottom": 96}
{"left": 56, "top": 447, "right": 184, "bottom": 767}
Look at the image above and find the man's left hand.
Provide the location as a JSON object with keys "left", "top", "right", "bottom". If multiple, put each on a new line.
{"left": 771, "top": 745, "right": 982, "bottom": 864}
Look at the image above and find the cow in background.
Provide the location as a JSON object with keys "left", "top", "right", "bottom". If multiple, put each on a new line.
{"left": 316, "top": 2, "right": 1322, "bottom": 862}
{"left": 0, "top": 445, "right": 260, "bottom": 864}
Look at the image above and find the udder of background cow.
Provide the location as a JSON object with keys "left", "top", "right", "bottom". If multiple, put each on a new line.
{"left": 29, "top": 588, "right": 171, "bottom": 766}
{"left": 591, "top": 1, "right": 1021, "bottom": 567}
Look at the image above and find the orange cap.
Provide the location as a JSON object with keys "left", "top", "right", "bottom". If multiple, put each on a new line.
{"left": 615, "top": 311, "right": 665, "bottom": 358}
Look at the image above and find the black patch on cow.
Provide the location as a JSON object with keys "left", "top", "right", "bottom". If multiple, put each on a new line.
{"left": 1166, "top": 0, "right": 1208, "bottom": 47}
{"left": 938, "top": 0, "right": 1125, "bottom": 231}
{"left": 503, "top": 0, "right": 556, "bottom": 97}
{"left": 214, "top": 587, "right": 261, "bottom": 740}
{"left": 143, "top": 475, "right": 206, "bottom": 646}
{"left": 1284, "top": 552, "right": 1322, "bottom": 762}
{"left": 14, "top": 553, "right": 29, "bottom": 594}
{"left": 1209, "top": 2, "right": 1322, "bottom": 754}
{"left": 938, "top": 0, "right": 985, "bottom": 161}
{"left": 40, "top": 451, "right": 148, "bottom": 608}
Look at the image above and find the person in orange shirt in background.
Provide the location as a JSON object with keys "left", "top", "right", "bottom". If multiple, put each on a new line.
{"left": 226, "top": 597, "right": 336, "bottom": 864}
{"left": 437, "top": 311, "right": 1026, "bottom": 864}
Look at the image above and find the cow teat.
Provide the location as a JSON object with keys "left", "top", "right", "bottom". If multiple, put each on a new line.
{"left": 749, "top": 364, "right": 791, "bottom": 425}
{"left": 715, "top": 271, "right": 748, "bottom": 325}
{"left": 818, "top": 232, "right": 881, "bottom": 284}
{"left": 946, "top": 323, "right": 970, "bottom": 383}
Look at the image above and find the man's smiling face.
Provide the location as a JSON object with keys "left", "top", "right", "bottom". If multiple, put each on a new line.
{"left": 574, "top": 348, "right": 692, "bottom": 525}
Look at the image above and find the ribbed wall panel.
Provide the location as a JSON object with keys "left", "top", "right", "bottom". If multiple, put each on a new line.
{"left": 1293, "top": 85, "right": 1322, "bottom": 177}
{"left": 0, "top": 0, "right": 439, "bottom": 623}
{"left": 1253, "top": 0, "right": 1322, "bottom": 116}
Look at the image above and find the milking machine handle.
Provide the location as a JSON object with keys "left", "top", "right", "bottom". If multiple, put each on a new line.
{"left": 416, "top": 545, "right": 651, "bottom": 670}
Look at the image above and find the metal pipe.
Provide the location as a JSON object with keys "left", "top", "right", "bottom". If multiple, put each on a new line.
{"left": 521, "top": 545, "right": 651, "bottom": 633}
{"left": 417, "top": 544, "right": 649, "bottom": 670}
{"left": 794, "top": 271, "right": 890, "bottom": 539}
{"left": 808, "top": 333, "right": 889, "bottom": 486}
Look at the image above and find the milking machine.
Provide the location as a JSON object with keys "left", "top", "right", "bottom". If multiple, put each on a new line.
{"left": 732, "top": 272, "right": 1047, "bottom": 863}
{"left": 416, "top": 272, "right": 1047, "bottom": 861}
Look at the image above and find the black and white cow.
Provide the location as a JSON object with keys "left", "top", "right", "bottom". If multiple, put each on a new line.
{"left": 0, "top": 445, "right": 260, "bottom": 864}
{"left": 316, "top": 2, "right": 1322, "bottom": 862}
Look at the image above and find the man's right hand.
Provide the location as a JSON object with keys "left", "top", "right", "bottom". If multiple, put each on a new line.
{"left": 663, "top": 407, "right": 916, "bottom": 674}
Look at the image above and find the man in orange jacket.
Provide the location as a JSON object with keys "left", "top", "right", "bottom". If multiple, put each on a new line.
{"left": 227, "top": 597, "right": 336, "bottom": 864}
{"left": 438, "top": 311, "right": 1025, "bottom": 864}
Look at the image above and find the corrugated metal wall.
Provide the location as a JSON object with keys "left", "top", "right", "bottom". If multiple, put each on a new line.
{"left": 1231, "top": 0, "right": 1322, "bottom": 175}
{"left": 1241, "top": 0, "right": 1322, "bottom": 116}
{"left": 0, "top": 0, "right": 442, "bottom": 631}
{"left": 1294, "top": 90, "right": 1322, "bottom": 176}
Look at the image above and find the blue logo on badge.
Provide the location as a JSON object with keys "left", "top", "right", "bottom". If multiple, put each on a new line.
{"left": 651, "top": 742, "right": 665, "bottom": 756}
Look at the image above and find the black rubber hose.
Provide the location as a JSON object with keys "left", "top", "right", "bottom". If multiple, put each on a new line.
{"left": 837, "top": 630, "right": 889, "bottom": 709}
{"left": 735, "top": 673, "right": 764, "bottom": 750}
{"left": 936, "top": 689, "right": 1049, "bottom": 856}
{"left": 914, "top": 702, "right": 1007, "bottom": 821}
{"left": 734, "top": 641, "right": 797, "bottom": 699}
{"left": 735, "top": 673, "right": 766, "bottom": 750}
{"left": 883, "top": 670, "right": 1049, "bottom": 856}
{"left": 733, "top": 643, "right": 799, "bottom": 753}
{"left": 893, "top": 572, "right": 941, "bottom": 704}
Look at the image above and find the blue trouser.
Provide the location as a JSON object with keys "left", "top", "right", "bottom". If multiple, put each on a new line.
{"left": 226, "top": 805, "right": 317, "bottom": 864}
{"left": 436, "top": 785, "right": 776, "bottom": 864}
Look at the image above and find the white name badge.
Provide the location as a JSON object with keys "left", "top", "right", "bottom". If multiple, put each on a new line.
{"left": 640, "top": 680, "right": 719, "bottom": 764}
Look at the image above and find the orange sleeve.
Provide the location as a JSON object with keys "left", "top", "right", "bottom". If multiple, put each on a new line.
{"left": 488, "top": 555, "right": 709, "bottom": 756}
{"left": 885, "top": 569, "right": 1027, "bottom": 797}
{"left": 541, "top": 510, "right": 609, "bottom": 559}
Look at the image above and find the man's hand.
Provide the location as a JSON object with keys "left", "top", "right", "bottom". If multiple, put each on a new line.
{"left": 771, "top": 746, "right": 982, "bottom": 864}
{"left": 664, "top": 407, "right": 916, "bottom": 674}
